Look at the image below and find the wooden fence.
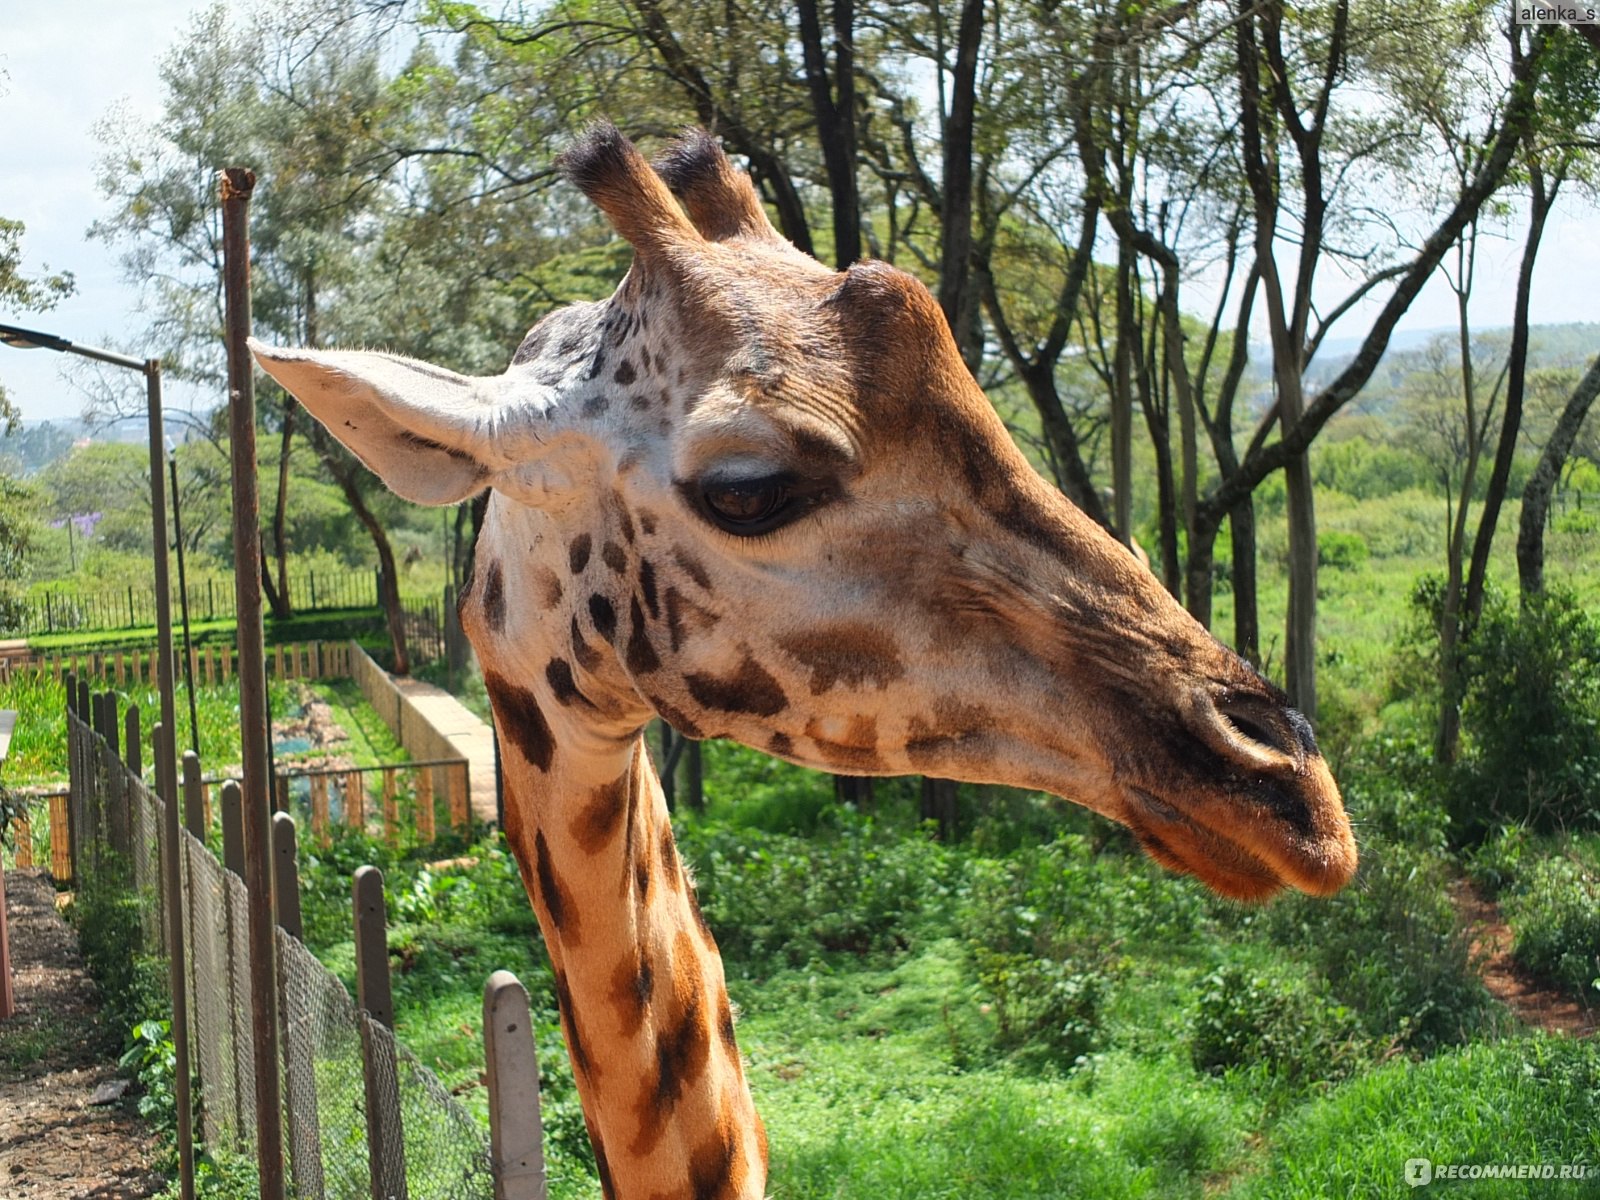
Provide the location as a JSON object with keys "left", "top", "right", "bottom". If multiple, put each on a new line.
{"left": 8, "top": 568, "right": 381, "bottom": 637}
{"left": 0, "top": 640, "right": 358, "bottom": 688}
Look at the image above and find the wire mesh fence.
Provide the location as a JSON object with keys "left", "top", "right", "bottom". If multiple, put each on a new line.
{"left": 61, "top": 685, "right": 546, "bottom": 1199}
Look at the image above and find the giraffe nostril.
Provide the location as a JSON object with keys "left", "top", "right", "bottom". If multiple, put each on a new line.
{"left": 1215, "top": 702, "right": 1302, "bottom": 760}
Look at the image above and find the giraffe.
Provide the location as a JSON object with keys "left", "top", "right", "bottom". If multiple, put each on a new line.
{"left": 252, "top": 124, "right": 1357, "bottom": 1200}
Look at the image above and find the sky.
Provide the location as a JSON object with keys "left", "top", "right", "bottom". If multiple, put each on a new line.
{"left": 3, "top": 3, "right": 1600, "bottom": 425}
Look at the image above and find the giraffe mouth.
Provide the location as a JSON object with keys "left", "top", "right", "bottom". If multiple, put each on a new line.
{"left": 1123, "top": 785, "right": 1346, "bottom": 902}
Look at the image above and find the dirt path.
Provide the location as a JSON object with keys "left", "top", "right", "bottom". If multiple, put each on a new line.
{"left": 1450, "top": 879, "right": 1596, "bottom": 1038}
{"left": 0, "top": 868, "right": 167, "bottom": 1199}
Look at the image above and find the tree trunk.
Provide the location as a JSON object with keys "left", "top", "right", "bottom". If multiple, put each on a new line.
{"left": 936, "top": 0, "right": 984, "bottom": 370}
{"left": 1111, "top": 243, "right": 1136, "bottom": 544}
{"left": 1518, "top": 354, "right": 1600, "bottom": 596}
{"left": 797, "top": 0, "right": 860, "bottom": 267}
{"left": 1228, "top": 499, "right": 1262, "bottom": 664}
{"left": 1464, "top": 167, "right": 1557, "bottom": 629}
{"left": 919, "top": 776, "right": 959, "bottom": 841}
{"left": 316, "top": 435, "right": 410, "bottom": 675}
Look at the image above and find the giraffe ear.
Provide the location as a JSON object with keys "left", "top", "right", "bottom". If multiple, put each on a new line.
{"left": 249, "top": 340, "right": 553, "bottom": 507}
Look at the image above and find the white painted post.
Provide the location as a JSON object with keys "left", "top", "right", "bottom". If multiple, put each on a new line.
{"left": 483, "top": 971, "right": 548, "bottom": 1200}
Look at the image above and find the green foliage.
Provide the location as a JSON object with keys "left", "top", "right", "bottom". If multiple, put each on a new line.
{"left": 680, "top": 807, "right": 959, "bottom": 971}
{"left": 1502, "top": 850, "right": 1600, "bottom": 998}
{"left": 1230, "top": 1035, "right": 1600, "bottom": 1200}
{"left": 1453, "top": 592, "right": 1600, "bottom": 838}
{"left": 70, "top": 863, "right": 168, "bottom": 1038}
{"left": 1313, "top": 438, "right": 1430, "bottom": 500}
{"left": 1317, "top": 529, "right": 1370, "bottom": 571}
{"left": 119, "top": 1018, "right": 178, "bottom": 1126}
{"left": 1262, "top": 823, "right": 1496, "bottom": 1051}
{"left": 1190, "top": 964, "right": 1371, "bottom": 1091}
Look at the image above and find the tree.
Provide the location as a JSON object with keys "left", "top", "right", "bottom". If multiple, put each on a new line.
{"left": 0, "top": 217, "right": 77, "bottom": 433}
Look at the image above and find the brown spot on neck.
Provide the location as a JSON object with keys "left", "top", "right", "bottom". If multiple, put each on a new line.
{"left": 777, "top": 623, "right": 905, "bottom": 695}
{"left": 485, "top": 672, "right": 554, "bottom": 772}
{"left": 686, "top": 653, "right": 788, "bottom": 717}
{"left": 481, "top": 560, "right": 506, "bottom": 632}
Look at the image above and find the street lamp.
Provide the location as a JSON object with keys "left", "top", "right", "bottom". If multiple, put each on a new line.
{"left": 0, "top": 322, "right": 180, "bottom": 803}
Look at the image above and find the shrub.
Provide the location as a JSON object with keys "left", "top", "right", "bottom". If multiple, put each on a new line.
{"left": 678, "top": 808, "right": 958, "bottom": 972}
{"left": 1317, "top": 530, "right": 1370, "bottom": 571}
{"left": 1190, "top": 964, "right": 1371, "bottom": 1088}
{"left": 1453, "top": 592, "right": 1600, "bottom": 838}
{"left": 970, "top": 947, "right": 1114, "bottom": 1065}
{"left": 1503, "top": 852, "right": 1600, "bottom": 998}
{"left": 1262, "top": 838, "right": 1496, "bottom": 1051}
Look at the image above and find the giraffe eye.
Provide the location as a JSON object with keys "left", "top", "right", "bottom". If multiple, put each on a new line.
{"left": 700, "top": 476, "right": 792, "bottom": 533}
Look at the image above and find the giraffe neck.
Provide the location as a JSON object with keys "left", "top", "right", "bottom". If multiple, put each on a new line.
{"left": 491, "top": 682, "right": 766, "bottom": 1200}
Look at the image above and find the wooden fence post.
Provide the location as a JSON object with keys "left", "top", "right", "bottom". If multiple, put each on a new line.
{"left": 125, "top": 705, "right": 142, "bottom": 779}
{"left": 309, "top": 775, "right": 329, "bottom": 848}
{"left": 354, "top": 865, "right": 407, "bottom": 1200}
{"left": 182, "top": 752, "right": 205, "bottom": 839}
{"left": 483, "top": 971, "right": 548, "bottom": 1200}
{"left": 449, "top": 763, "right": 468, "bottom": 833}
{"left": 346, "top": 772, "right": 365, "bottom": 832}
{"left": 221, "top": 780, "right": 245, "bottom": 881}
{"left": 382, "top": 769, "right": 398, "bottom": 848}
{"left": 415, "top": 767, "right": 435, "bottom": 845}
{"left": 273, "top": 812, "right": 325, "bottom": 1200}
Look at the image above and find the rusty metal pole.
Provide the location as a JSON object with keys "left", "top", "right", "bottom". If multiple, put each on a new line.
{"left": 221, "top": 165, "right": 285, "bottom": 1200}
{"left": 146, "top": 357, "right": 196, "bottom": 1200}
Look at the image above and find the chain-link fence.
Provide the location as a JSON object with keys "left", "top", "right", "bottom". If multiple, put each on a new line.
{"left": 62, "top": 685, "right": 547, "bottom": 1200}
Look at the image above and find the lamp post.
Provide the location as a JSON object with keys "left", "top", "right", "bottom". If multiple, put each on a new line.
{"left": 0, "top": 320, "right": 196, "bottom": 1200}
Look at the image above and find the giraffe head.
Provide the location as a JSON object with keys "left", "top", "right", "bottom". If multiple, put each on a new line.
{"left": 253, "top": 125, "right": 1356, "bottom": 902}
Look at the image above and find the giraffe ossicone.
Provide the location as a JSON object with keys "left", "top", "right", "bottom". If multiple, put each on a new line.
{"left": 253, "top": 123, "right": 1356, "bottom": 1200}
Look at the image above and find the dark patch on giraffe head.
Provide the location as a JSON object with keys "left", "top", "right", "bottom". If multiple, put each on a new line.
{"left": 480, "top": 560, "right": 506, "bottom": 632}
{"left": 777, "top": 624, "right": 905, "bottom": 695}
{"left": 511, "top": 322, "right": 551, "bottom": 365}
{"left": 614, "top": 359, "right": 637, "bottom": 386}
{"left": 484, "top": 672, "right": 554, "bottom": 772}
{"left": 545, "top": 658, "right": 594, "bottom": 710}
{"left": 638, "top": 509, "right": 658, "bottom": 536}
{"left": 904, "top": 699, "right": 997, "bottom": 770}
{"left": 602, "top": 540, "right": 628, "bottom": 574}
{"left": 570, "top": 616, "right": 602, "bottom": 672}
{"left": 638, "top": 560, "right": 660, "bottom": 618}
{"left": 569, "top": 533, "right": 593, "bottom": 575}
{"left": 767, "top": 731, "right": 793, "bottom": 757}
{"left": 804, "top": 714, "right": 886, "bottom": 773}
{"left": 625, "top": 597, "right": 661, "bottom": 675}
{"left": 589, "top": 594, "right": 617, "bottom": 642}
{"left": 582, "top": 392, "right": 610, "bottom": 418}
{"left": 616, "top": 502, "right": 636, "bottom": 544}
{"left": 533, "top": 565, "right": 563, "bottom": 611}
{"left": 686, "top": 653, "right": 788, "bottom": 717}
{"left": 569, "top": 770, "right": 629, "bottom": 855}
{"left": 534, "top": 829, "right": 579, "bottom": 944}
{"left": 672, "top": 546, "right": 712, "bottom": 591}
{"left": 653, "top": 699, "right": 704, "bottom": 740}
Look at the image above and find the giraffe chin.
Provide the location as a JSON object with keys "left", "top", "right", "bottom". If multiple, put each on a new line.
{"left": 1122, "top": 787, "right": 1352, "bottom": 903}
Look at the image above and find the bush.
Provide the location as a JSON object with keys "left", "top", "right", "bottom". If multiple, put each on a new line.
{"left": 1190, "top": 964, "right": 1371, "bottom": 1089}
{"left": 1453, "top": 592, "right": 1600, "bottom": 838}
{"left": 970, "top": 947, "right": 1114, "bottom": 1065}
{"left": 1503, "top": 852, "right": 1600, "bottom": 999}
{"left": 1317, "top": 530, "right": 1370, "bottom": 571}
{"left": 679, "top": 807, "right": 959, "bottom": 972}
{"left": 1263, "top": 838, "right": 1496, "bottom": 1051}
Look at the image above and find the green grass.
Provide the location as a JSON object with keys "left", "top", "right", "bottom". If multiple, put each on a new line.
{"left": 1228, "top": 1036, "right": 1600, "bottom": 1199}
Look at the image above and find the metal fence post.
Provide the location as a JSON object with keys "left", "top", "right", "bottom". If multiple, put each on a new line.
{"left": 219, "top": 780, "right": 248, "bottom": 1141}
{"left": 159, "top": 717, "right": 197, "bottom": 1199}
{"left": 354, "top": 865, "right": 407, "bottom": 1200}
{"left": 483, "top": 971, "right": 548, "bottom": 1200}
